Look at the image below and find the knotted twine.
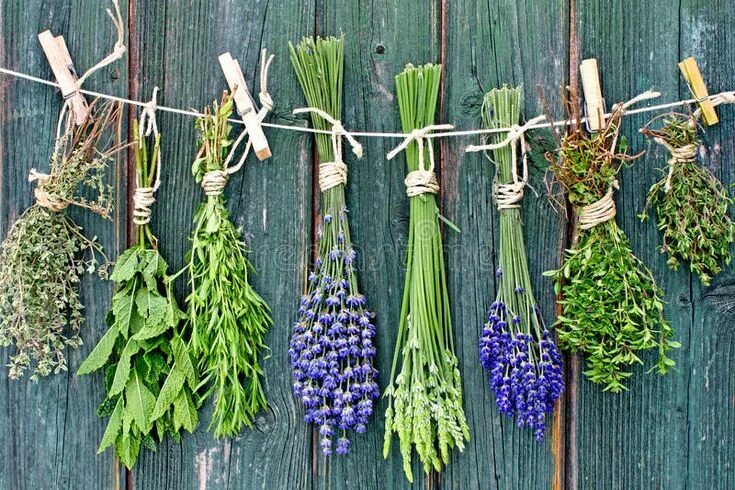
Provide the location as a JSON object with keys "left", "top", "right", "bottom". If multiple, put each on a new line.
{"left": 654, "top": 91, "right": 735, "bottom": 192}
{"left": 293, "top": 107, "right": 363, "bottom": 192}
{"left": 201, "top": 50, "right": 274, "bottom": 197}
{"left": 133, "top": 88, "right": 161, "bottom": 225}
{"left": 387, "top": 124, "right": 454, "bottom": 197}
{"left": 466, "top": 114, "right": 546, "bottom": 210}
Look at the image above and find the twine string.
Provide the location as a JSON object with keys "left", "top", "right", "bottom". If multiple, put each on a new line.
{"left": 28, "top": 168, "right": 68, "bottom": 211}
{"left": 653, "top": 137, "right": 698, "bottom": 193}
{"left": 387, "top": 124, "right": 454, "bottom": 197}
{"left": 133, "top": 88, "right": 161, "bottom": 225}
{"left": 293, "top": 107, "right": 363, "bottom": 192}
{"left": 578, "top": 180, "right": 619, "bottom": 230}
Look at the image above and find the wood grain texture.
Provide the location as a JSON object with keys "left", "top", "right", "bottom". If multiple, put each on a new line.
{"left": 129, "top": 1, "right": 315, "bottom": 489}
{"left": 440, "top": 0, "right": 568, "bottom": 489}
{"left": 314, "top": 0, "right": 441, "bottom": 488}
{"left": 0, "top": 1, "right": 128, "bottom": 489}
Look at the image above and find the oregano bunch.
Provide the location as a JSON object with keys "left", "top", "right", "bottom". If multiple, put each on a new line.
{"left": 544, "top": 89, "right": 679, "bottom": 392}
{"left": 640, "top": 113, "right": 735, "bottom": 285}
{"left": 289, "top": 35, "right": 379, "bottom": 456}
{"left": 0, "top": 101, "right": 121, "bottom": 380}
{"left": 383, "top": 63, "right": 469, "bottom": 483}
{"left": 185, "top": 93, "right": 272, "bottom": 438}
{"left": 78, "top": 117, "right": 198, "bottom": 469}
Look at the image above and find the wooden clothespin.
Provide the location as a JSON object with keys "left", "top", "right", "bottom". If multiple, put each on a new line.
{"left": 38, "top": 30, "right": 89, "bottom": 125}
{"left": 580, "top": 58, "right": 606, "bottom": 132}
{"left": 218, "top": 52, "right": 271, "bottom": 160}
{"left": 679, "top": 57, "right": 718, "bottom": 126}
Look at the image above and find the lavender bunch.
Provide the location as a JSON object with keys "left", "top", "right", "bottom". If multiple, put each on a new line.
{"left": 477, "top": 86, "right": 564, "bottom": 440}
{"left": 289, "top": 35, "right": 379, "bottom": 456}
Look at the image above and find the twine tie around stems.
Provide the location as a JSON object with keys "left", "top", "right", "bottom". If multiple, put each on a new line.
{"left": 201, "top": 53, "right": 275, "bottom": 198}
{"left": 28, "top": 169, "right": 68, "bottom": 212}
{"left": 467, "top": 114, "right": 546, "bottom": 210}
{"left": 387, "top": 124, "right": 454, "bottom": 197}
{"left": 578, "top": 180, "right": 619, "bottom": 230}
{"left": 133, "top": 88, "right": 161, "bottom": 225}
{"left": 293, "top": 107, "right": 363, "bottom": 192}
{"left": 653, "top": 137, "right": 698, "bottom": 193}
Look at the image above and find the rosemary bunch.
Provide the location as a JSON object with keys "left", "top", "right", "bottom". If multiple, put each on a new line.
{"left": 0, "top": 101, "right": 120, "bottom": 380}
{"left": 477, "top": 86, "right": 563, "bottom": 440}
{"left": 544, "top": 91, "right": 678, "bottom": 392}
{"left": 640, "top": 113, "right": 735, "bottom": 285}
{"left": 78, "top": 119, "right": 198, "bottom": 468}
{"left": 289, "top": 35, "right": 379, "bottom": 457}
{"left": 185, "top": 93, "right": 272, "bottom": 438}
{"left": 383, "top": 63, "right": 469, "bottom": 482}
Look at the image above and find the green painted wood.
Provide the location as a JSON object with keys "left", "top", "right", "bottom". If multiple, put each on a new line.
{"left": 129, "top": 1, "right": 315, "bottom": 489}
{"left": 0, "top": 1, "right": 129, "bottom": 489}
{"left": 314, "top": 1, "right": 442, "bottom": 488}
{"left": 441, "top": 1, "right": 569, "bottom": 489}
{"left": 571, "top": 1, "right": 702, "bottom": 488}
{"left": 680, "top": 1, "right": 735, "bottom": 488}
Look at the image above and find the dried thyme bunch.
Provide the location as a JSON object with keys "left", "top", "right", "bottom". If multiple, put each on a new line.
{"left": 0, "top": 101, "right": 121, "bottom": 380}
{"left": 544, "top": 90, "right": 678, "bottom": 392}
{"left": 475, "top": 86, "right": 564, "bottom": 440}
{"left": 383, "top": 63, "right": 469, "bottom": 482}
{"left": 289, "top": 35, "right": 379, "bottom": 456}
{"left": 185, "top": 93, "right": 272, "bottom": 438}
{"left": 640, "top": 113, "right": 735, "bottom": 285}
{"left": 78, "top": 112, "right": 198, "bottom": 468}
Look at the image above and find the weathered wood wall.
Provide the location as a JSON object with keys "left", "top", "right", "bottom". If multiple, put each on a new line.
{"left": 0, "top": 0, "right": 733, "bottom": 489}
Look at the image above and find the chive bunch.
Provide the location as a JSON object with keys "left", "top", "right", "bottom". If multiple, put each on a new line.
{"left": 289, "top": 35, "right": 379, "bottom": 456}
{"left": 640, "top": 113, "right": 735, "bottom": 285}
{"left": 383, "top": 63, "right": 469, "bottom": 482}
{"left": 545, "top": 90, "right": 678, "bottom": 392}
{"left": 185, "top": 93, "right": 272, "bottom": 438}
{"left": 477, "top": 86, "right": 563, "bottom": 440}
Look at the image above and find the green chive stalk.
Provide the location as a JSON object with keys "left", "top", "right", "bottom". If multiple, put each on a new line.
{"left": 383, "top": 63, "right": 469, "bottom": 483}
{"left": 185, "top": 93, "right": 272, "bottom": 438}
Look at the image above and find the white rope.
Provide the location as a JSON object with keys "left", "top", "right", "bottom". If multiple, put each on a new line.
{"left": 654, "top": 138, "right": 698, "bottom": 192}
{"left": 387, "top": 124, "right": 453, "bottom": 197}
{"left": 578, "top": 181, "right": 619, "bottom": 230}
{"left": 133, "top": 88, "right": 161, "bottom": 225}
{"left": 0, "top": 64, "right": 733, "bottom": 141}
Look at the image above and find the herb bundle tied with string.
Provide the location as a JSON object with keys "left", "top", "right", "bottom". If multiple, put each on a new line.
{"left": 544, "top": 88, "right": 678, "bottom": 392}
{"left": 0, "top": 100, "right": 122, "bottom": 380}
{"left": 184, "top": 92, "right": 272, "bottom": 438}
{"left": 470, "top": 85, "right": 564, "bottom": 440}
{"left": 289, "top": 34, "right": 379, "bottom": 457}
{"left": 640, "top": 108, "right": 735, "bottom": 286}
{"left": 78, "top": 97, "right": 198, "bottom": 468}
{"left": 383, "top": 63, "right": 469, "bottom": 482}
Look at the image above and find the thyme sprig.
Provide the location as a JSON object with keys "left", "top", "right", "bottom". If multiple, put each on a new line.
{"left": 544, "top": 90, "right": 678, "bottom": 392}
{"left": 383, "top": 63, "right": 469, "bottom": 482}
{"left": 640, "top": 113, "right": 735, "bottom": 285}
{"left": 185, "top": 93, "right": 272, "bottom": 438}
{"left": 289, "top": 35, "right": 379, "bottom": 456}
{"left": 0, "top": 101, "right": 121, "bottom": 380}
{"left": 478, "top": 86, "right": 564, "bottom": 440}
{"left": 78, "top": 118, "right": 198, "bottom": 469}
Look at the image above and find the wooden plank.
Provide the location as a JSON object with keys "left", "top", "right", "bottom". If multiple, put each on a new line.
{"left": 0, "top": 1, "right": 128, "bottom": 489}
{"left": 440, "top": 0, "right": 569, "bottom": 488}
{"left": 313, "top": 1, "right": 442, "bottom": 488}
{"left": 680, "top": 1, "right": 735, "bottom": 488}
{"left": 571, "top": 1, "right": 692, "bottom": 488}
{"left": 129, "top": 0, "right": 315, "bottom": 488}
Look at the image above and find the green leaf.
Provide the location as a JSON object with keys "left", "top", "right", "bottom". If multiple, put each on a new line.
{"left": 77, "top": 324, "right": 120, "bottom": 375}
{"left": 125, "top": 368, "right": 156, "bottom": 434}
{"left": 115, "top": 433, "right": 140, "bottom": 470}
{"left": 97, "top": 397, "right": 123, "bottom": 454}
{"left": 172, "top": 336, "right": 197, "bottom": 389}
{"left": 110, "top": 339, "right": 140, "bottom": 396}
{"left": 110, "top": 248, "right": 140, "bottom": 283}
{"left": 135, "top": 288, "right": 168, "bottom": 329}
{"left": 150, "top": 365, "right": 185, "bottom": 422}
{"left": 113, "top": 285, "right": 137, "bottom": 337}
{"left": 173, "top": 389, "right": 198, "bottom": 433}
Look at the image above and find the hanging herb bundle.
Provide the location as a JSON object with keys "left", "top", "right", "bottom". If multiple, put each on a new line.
{"left": 185, "top": 92, "right": 272, "bottom": 438}
{"left": 0, "top": 101, "right": 121, "bottom": 380}
{"left": 473, "top": 86, "right": 564, "bottom": 440}
{"left": 383, "top": 63, "right": 469, "bottom": 482}
{"left": 78, "top": 105, "right": 198, "bottom": 468}
{"left": 544, "top": 89, "right": 678, "bottom": 392}
{"left": 288, "top": 35, "right": 379, "bottom": 457}
{"left": 640, "top": 112, "right": 735, "bottom": 285}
